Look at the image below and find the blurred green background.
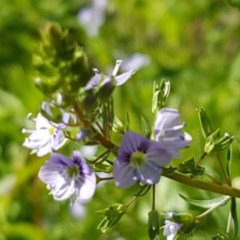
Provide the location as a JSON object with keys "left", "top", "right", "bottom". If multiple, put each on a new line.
{"left": 1, "top": 0, "right": 240, "bottom": 239}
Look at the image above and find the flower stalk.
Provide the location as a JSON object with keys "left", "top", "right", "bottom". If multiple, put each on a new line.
{"left": 162, "top": 170, "right": 240, "bottom": 198}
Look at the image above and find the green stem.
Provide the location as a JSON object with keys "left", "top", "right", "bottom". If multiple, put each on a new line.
{"left": 125, "top": 185, "right": 150, "bottom": 208}
{"left": 215, "top": 152, "right": 231, "bottom": 186}
{"left": 73, "top": 99, "right": 117, "bottom": 152}
{"left": 162, "top": 171, "right": 240, "bottom": 198}
{"left": 196, "top": 152, "right": 207, "bottom": 165}
{"left": 152, "top": 184, "right": 156, "bottom": 211}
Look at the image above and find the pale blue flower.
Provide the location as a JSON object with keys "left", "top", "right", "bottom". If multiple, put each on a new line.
{"left": 84, "top": 60, "right": 134, "bottom": 91}
{"left": 38, "top": 151, "right": 96, "bottom": 201}
{"left": 154, "top": 108, "right": 192, "bottom": 151}
{"left": 22, "top": 113, "right": 67, "bottom": 157}
{"left": 121, "top": 53, "right": 150, "bottom": 71}
{"left": 163, "top": 220, "right": 181, "bottom": 240}
{"left": 114, "top": 131, "right": 178, "bottom": 188}
{"left": 78, "top": 0, "right": 108, "bottom": 37}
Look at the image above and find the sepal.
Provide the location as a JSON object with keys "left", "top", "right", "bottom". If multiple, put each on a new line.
{"left": 96, "top": 203, "right": 126, "bottom": 233}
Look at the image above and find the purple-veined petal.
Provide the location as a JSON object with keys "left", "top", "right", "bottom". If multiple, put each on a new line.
{"left": 114, "top": 161, "right": 137, "bottom": 187}
{"left": 78, "top": 173, "right": 96, "bottom": 200}
{"left": 154, "top": 108, "right": 192, "bottom": 150}
{"left": 39, "top": 152, "right": 96, "bottom": 201}
{"left": 113, "top": 131, "right": 176, "bottom": 188}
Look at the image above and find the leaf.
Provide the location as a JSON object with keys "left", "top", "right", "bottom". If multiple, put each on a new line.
{"left": 96, "top": 203, "right": 126, "bottom": 233}
{"left": 93, "top": 163, "right": 113, "bottom": 173}
{"left": 197, "top": 106, "right": 214, "bottom": 139}
{"left": 230, "top": 198, "right": 238, "bottom": 240}
{"left": 226, "top": 146, "right": 232, "bottom": 180}
{"left": 177, "top": 158, "right": 204, "bottom": 176}
{"left": 141, "top": 115, "right": 151, "bottom": 138}
{"left": 179, "top": 194, "right": 230, "bottom": 209}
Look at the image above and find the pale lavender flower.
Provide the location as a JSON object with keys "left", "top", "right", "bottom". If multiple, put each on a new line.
{"left": 84, "top": 60, "right": 134, "bottom": 91}
{"left": 163, "top": 220, "right": 181, "bottom": 240}
{"left": 121, "top": 53, "right": 150, "bottom": 72}
{"left": 38, "top": 151, "right": 96, "bottom": 201}
{"left": 154, "top": 108, "right": 192, "bottom": 151}
{"left": 22, "top": 113, "right": 67, "bottom": 157}
{"left": 78, "top": 0, "right": 108, "bottom": 37}
{"left": 114, "top": 131, "right": 178, "bottom": 188}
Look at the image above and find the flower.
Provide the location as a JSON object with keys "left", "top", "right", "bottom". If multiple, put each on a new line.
{"left": 22, "top": 113, "right": 67, "bottom": 157}
{"left": 77, "top": 0, "right": 108, "bottom": 37}
{"left": 84, "top": 60, "right": 134, "bottom": 91}
{"left": 154, "top": 108, "right": 192, "bottom": 151}
{"left": 163, "top": 220, "right": 182, "bottom": 240}
{"left": 113, "top": 131, "right": 178, "bottom": 187}
{"left": 38, "top": 151, "right": 96, "bottom": 201}
{"left": 121, "top": 53, "right": 150, "bottom": 71}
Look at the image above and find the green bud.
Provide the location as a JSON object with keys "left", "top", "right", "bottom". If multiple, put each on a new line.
{"left": 204, "top": 129, "right": 234, "bottom": 154}
{"left": 152, "top": 80, "right": 170, "bottom": 113}
{"left": 148, "top": 210, "right": 160, "bottom": 240}
{"left": 197, "top": 106, "right": 214, "bottom": 138}
{"left": 167, "top": 212, "right": 194, "bottom": 224}
{"left": 112, "top": 117, "right": 125, "bottom": 134}
{"left": 33, "top": 23, "right": 93, "bottom": 100}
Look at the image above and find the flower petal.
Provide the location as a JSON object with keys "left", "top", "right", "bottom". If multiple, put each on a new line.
{"left": 114, "top": 161, "right": 137, "bottom": 187}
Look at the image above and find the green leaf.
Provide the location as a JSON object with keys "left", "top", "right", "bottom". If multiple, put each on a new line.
{"left": 141, "top": 115, "right": 151, "bottom": 138}
{"left": 197, "top": 106, "right": 214, "bottom": 139}
{"left": 230, "top": 198, "right": 238, "bottom": 240}
{"left": 177, "top": 158, "right": 204, "bottom": 176}
{"left": 96, "top": 203, "right": 126, "bottom": 233}
{"left": 93, "top": 163, "right": 113, "bottom": 173}
{"left": 179, "top": 194, "right": 230, "bottom": 209}
{"left": 226, "top": 146, "right": 232, "bottom": 180}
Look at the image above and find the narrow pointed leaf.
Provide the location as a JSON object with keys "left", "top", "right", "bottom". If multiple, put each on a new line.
{"left": 179, "top": 194, "right": 230, "bottom": 209}
{"left": 230, "top": 198, "right": 238, "bottom": 240}
{"left": 141, "top": 115, "right": 151, "bottom": 138}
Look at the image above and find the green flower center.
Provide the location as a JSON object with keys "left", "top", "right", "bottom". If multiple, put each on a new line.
{"left": 130, "top": 151, "right": 146, "bottom": 167}
{"left": 49, "top": 126, "right": 56, "bottom": 135}
{"left": 67, "top": 164, "right": 80, "bottom": 178}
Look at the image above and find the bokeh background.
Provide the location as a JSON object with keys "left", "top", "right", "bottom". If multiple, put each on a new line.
{"left": 1, "top": 0, "right": 240, "bottom": 239}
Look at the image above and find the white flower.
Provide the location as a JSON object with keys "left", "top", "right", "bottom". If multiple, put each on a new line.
{"left": 22, "top": 113, "right": 67, "bottom": 157}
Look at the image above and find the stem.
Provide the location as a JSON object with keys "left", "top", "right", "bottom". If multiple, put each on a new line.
{"left": 215, "top": 152, "right": 231, "bottom": 186}
{"left": 162, "top": 171, "right": 240, "bottom": 198}
{"left": 92, "top": 149, "right": 110, "bottom": 164}
{"left": 125, "top": 196, "right": 136, "bottom": 209}
{"left": 73, "top": 99, "right": 117, "bottom": 152}
{"left": 125, "top": 185, "right": 152, "bottom": 208}
{"left": 226, "top": 211, "right": 232, "bottom": 236}
{"left": 97, "top": 177, "right": 114, "bottom": 183}
{"left": 195, "top": 195, "right": 231, "bottom": 220}
{"left": 196, "top": 152, "right": 207, "bottom": 165}
{"left": 152, "top": 184, "right": 156, "bottom": 211}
